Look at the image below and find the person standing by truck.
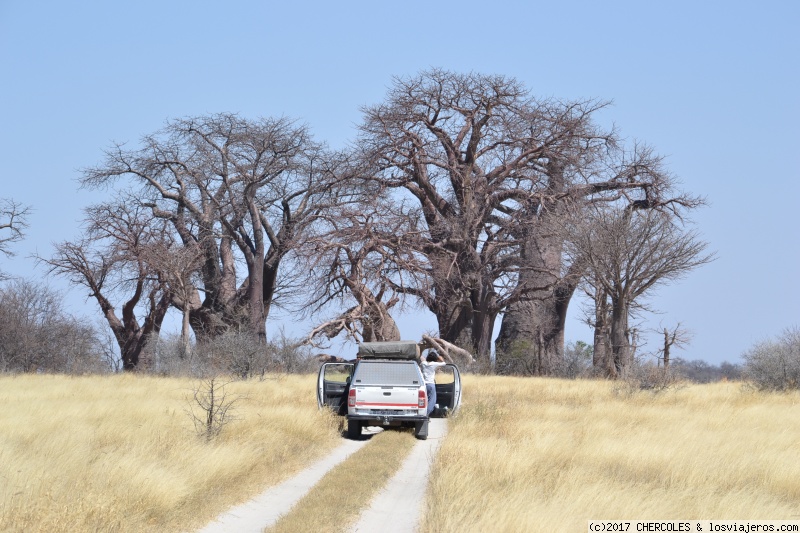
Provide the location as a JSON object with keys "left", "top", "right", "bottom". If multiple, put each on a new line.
{"left": 420, "top": 351, "right": 446, "bottom": 416}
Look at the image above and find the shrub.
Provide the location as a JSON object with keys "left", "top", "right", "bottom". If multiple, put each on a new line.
{"left": 0, "top": 279, "right": 110, "bottom": 374}
{"left": 185, "top": 377, "right": 243, "bottom": 441}
{"left": 493, "top": 339, "right": 592, "bottom": 378}
{"left": 613, "top": 360, "right": 683, "bottom": 396}
{"left": 742, "top": 326, "right": 800, "bottom": 391}
{"left": 556, "top": 340, "right": 593, "bottom": 379}
{"left": 150, "top": 331, "right": 318, "bottom": 378}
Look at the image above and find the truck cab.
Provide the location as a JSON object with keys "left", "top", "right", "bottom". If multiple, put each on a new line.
{"left": 317, "top": 341, "right": 462, "bottom": 440}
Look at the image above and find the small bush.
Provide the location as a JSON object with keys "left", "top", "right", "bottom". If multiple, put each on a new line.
{"left": 185, "top": 377, "right": 243, "bottom": 441}
{"left": 556, "top": 341, "right": 593, "bottom": 379}
{"left": 742, "top": 326, "right": 800, "bottom": 391}
{"left": 494, "top": 339, "right": 592, "bottom": 378}
{"left": 150, "top": 331, "right": 318, "bottom": 378}
{"left": 614, "top": 360, "right": 683, "bottom": 396}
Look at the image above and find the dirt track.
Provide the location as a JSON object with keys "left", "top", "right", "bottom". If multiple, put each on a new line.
{"left": 198, "top": 419, "right": 448, "bottom": 533}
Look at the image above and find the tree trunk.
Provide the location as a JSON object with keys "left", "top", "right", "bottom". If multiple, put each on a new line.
{"left": 246, "top": 262, "right": 267, "bottom": 340}
{"left": 471, "top": 296, "right": 498, "bottom": 361}
{"left": 496, "top": 290, "right": 570, "bottom": 374}
{"left": 181, "top": 306, "right": 192, "bottom": 358}
{"left": 495, "top": 160, "right": 573, "bottom": 374}
{"left": 262, "top": 255, "right": 279, "bottom": 333}
{"left": 361, "top": 303, "right": 401, "bottom": 342}
{"left": 609, "top": 298, "right": 631, "bottom": 377}
{"left": 592, "top": 287, "right": 613, "bottom": 377}
{"left": 435, "top": 301, "right": 471, "bottom": 346}
{"left": 190, "top": 235, "right": 246, "bottom": 339}
{"left": 495, "top": 228, "right": 572, "bottom": 375}
{"left": 433, "top": 289, "right": 496, "bottom": 360}
{"left": 119, "top": 337, "right": 141, "bottom": 371}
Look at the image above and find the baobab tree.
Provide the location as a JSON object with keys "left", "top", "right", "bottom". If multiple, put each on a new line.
{"left": 495, "top": 142, "right": 703, "bottom": 374}
{"left": 353, "top": 69, "right": 620, "bottom": 359}
{"left": 354, "top": 69, "right": 696, "bottom": 364}
{"left": 44, "top": 202, "right": 173, "bottom": 370}
{"left": 566, "top": 206, "right": 713, "bottom": 377}
{"left": 80, "top": 113, "right": 339, "bottom": 340}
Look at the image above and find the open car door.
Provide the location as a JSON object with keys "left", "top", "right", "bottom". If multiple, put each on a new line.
{"left": 431, "top": 363, "right": 462, "bottom": 418}
{"left": 317, "top": 362, "right": 355, "bottom": 415}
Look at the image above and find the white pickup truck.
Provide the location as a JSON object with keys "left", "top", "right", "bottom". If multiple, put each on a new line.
{"left": 317, "top": 341, "right": 462, "bottom": 440}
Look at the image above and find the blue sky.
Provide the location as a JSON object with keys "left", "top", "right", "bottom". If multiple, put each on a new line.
{"left": 1, "top": 0, "right": 798, "bottom": 364}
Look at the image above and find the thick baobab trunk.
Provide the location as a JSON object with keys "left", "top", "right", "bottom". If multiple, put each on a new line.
{"left": 115, "top": 293, "right": 171, "bottom": 371}
{"left": 592, "top": 287, "right": 613, "bottom": 377}
{"left": 240, "top": 198, "right": 269, "bottom": 341}
{"left": 361, "top": 303, "right": 401, "bottom": 342}
{"left": 609, "top": 299, "right": 632, "bottom": 377}
{"left": 496, "top": 221, "right": 571, "bottom": 374}
{"left": 470, "top": 305, "right": 497, "bottom": 361}
{"left": 119, "top": 336, "right": 146, "bottom": 371}
{"left": 246, "top": 278, "right": 266, "bottom": 340}
{"left": 432, "top": 277, "right": 497, "bottom": 361}
{"left": 190, "top": 235, "right": 246, "bottom": 339}
{"left": 496, "top": 288, "right": 570, "bottom": 374}
{"left": 261, "top": 254, "right": 280, "bottom": 333}
{"left": 429, "top": 248, "right": 482, "bottom": 352}
{"left": 435, "top": 302, "right": 473, "bottom": 347}
{"left": 495, "top": 160, "right": 575, "bottom": 375}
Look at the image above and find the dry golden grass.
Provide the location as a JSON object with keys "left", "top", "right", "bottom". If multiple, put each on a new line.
{"left": 8, "top": 373, "right": 800, "bottom": 533}
{"left": 0, "top": 373, "right": 340, "bottom": 533}
{"left": 268, "top": 429, "right": 417, "bottom": 533}
{"left": 422, "top": 376, "right": 800, "bottom": 532}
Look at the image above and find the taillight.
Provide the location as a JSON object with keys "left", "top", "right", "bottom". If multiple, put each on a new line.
{"left": 348, "top": 388, "right": 357, "bottom": 407}
{"left": 418, "top": 389, "right": 426, "bottom": 408}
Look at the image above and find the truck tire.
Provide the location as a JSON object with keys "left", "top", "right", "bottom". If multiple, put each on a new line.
{"left": 414, "top": 419, "right": 428, "bottom": 440}
{"left": 346, "top": 419, "right": 362, "bottom": 440}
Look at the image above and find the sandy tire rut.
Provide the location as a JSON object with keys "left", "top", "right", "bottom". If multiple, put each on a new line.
{"left": 198, "top": 419, "right": 448, "bottom": 533}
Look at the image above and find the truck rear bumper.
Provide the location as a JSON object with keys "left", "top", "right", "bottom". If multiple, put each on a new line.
{"left": 346, "top": 414, "right": 427, "bottom": 426}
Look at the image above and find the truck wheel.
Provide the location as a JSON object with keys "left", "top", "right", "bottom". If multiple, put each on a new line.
{"left": 414, "top": 419, "right": 428, "bottom": 440}
{"left": 346, "top": 420, "right": 362, "bottom": 440}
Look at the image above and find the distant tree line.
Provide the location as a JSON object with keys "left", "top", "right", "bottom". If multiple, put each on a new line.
{"left": 0, "top": 69, "right": 734, "bottom": 379}
{"left": 670, "top": 358, "right": 742, "bottom": 383}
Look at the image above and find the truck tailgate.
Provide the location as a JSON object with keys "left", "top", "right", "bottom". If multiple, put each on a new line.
{"left": 354, "top": 386, "right": 419, "bottom": 411}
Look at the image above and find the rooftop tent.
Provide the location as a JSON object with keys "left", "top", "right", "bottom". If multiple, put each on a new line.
{"left": 357, "top": 341, "right": 420, "bottom": 360}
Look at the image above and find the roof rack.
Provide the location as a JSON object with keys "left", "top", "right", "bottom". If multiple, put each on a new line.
{"left": 357, "top": 341, "right": 420, "bottom": 360}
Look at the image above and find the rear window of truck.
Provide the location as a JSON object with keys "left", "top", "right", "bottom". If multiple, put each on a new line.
{"left": 353, "top": 362, "right": 421, "bottom": 386}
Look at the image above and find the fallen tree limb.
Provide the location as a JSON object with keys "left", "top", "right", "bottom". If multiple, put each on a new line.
{"left": 419, "top": 334, "right": 475, "bottom": 365}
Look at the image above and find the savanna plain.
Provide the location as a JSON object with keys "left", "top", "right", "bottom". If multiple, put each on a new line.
{"left": 1, "top": 374, "right": 798, "bottom": 533}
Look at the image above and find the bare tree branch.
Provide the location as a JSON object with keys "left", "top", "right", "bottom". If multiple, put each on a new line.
{"left": 0, "top": 199, "right": 30, "bottom": 280}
